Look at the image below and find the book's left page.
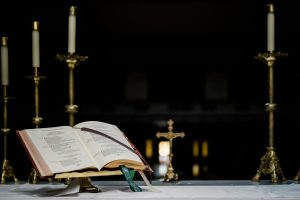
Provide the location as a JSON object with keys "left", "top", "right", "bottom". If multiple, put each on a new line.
{"left": 17, "top": 126, "right": 98, "bottom": 177}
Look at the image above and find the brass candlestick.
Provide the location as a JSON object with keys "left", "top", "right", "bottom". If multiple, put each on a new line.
{"left": 251, "top": 51, "right": 287, "bottom": 183}
{"left": 56, "top": 53, "right": 89, "bottom": 188}
{"left": 54, "top": 6, "right": 94, "bottom": 191}
{"left": 56, "top": 53, "right": 87, "bottom": 127}
{"left": 156, "top": 119, "right": 185, "bottom": 182}
{"left": 25, "top": 67, "right": 47, "bottom": 184}
{"left": 1, "top": 85, "right": 18, "bottom": 184}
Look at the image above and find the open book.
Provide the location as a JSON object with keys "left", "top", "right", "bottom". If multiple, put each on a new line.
{"left": 17, "top": 121, "right": 151, "bottom": 179}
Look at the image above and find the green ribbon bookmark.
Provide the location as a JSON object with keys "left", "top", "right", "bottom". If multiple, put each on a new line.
{"left": 120, "top": 166, "right": 142, "bottom": 192}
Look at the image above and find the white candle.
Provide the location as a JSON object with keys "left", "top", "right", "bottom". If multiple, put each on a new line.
{"left": 267, "top": 4, "right": 275, "bottom": 52}
{"left": 68, "top": 6, "right": 76, "bottom": 54}
{"left": 32, "top": 21, "right": 40, "bottom": 67}
{"left": 1, "top": 37, "right": 9, "bottom": 85}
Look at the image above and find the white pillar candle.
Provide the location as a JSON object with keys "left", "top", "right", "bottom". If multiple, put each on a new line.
{"left": 32, "top": 21, "right": 40, "bottom": 67}
{"left": 267, "top": 4, "right": 275, "bottom": 52}
{"left": 1, "top": 37, "right": 9, "bottom": 85}
{"left": 68, "top": 6, "right": 76, "bottom": 54}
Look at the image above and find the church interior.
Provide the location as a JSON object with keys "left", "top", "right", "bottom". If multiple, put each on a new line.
{"left": 1, "top": 0, "right": 300, "bottom": 182}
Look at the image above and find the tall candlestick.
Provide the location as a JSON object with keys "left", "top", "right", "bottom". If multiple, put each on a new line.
{"left": 267, "top": 3, "right": 275, "bottom": 52}
{"left": 32, "top": 21, "right": 40, "bottom": 68}
{"left": 68, "top": 6, "right": 76, "bottom": 54}
{"left": 1, "top": 37, "right": 9, "bottom": 85}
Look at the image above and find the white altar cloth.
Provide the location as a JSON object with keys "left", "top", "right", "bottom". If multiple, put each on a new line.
{"left": 1, "top": 180, "right": 300, "bottom": 200}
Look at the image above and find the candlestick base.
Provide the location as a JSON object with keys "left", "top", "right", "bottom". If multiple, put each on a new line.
{"left": 252, "top": 147, "right": 286, "bottom": 183}
{"left": 293, "top": 169, "right": 300, "bottom": 181}
{"left": 1, "top": 159, "right": 18, "bottom": 184}
{"left": 27, "top": 168, "right": 38, "bottom": 184}
{"left": 27, "top": 168, "right": 54, "bottom": 184}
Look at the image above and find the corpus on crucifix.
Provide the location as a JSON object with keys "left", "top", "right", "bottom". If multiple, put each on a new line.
{"left": 156, "top": 119, "right": 185, "bottom": 182}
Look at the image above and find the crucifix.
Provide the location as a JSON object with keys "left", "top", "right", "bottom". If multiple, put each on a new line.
{"left": 156, "top": 119, "right": 185, "bottom": 182}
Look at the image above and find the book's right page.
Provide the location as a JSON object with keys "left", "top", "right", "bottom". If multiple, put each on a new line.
{"left": 74, "top": 121, "right": 146, "bottom": 170}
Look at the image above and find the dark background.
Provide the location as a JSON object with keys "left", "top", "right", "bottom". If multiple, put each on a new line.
{"left": 1, "top": 0, "right": 300, "bottom": 181}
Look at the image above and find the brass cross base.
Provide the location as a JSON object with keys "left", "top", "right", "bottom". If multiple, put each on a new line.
{"left": 252, "top": 147, "right": 286, "bottom": 183}
{"left": 164, "top": 162, "right": 178, "bottom": 182}
{"left": 1, "top": 159, "right": 18, "bottom": 184}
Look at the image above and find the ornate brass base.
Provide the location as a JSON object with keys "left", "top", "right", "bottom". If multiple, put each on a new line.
{"left": 1, "top": 159, "right": 18, "bottom": 184}
{"left": 27, "top": 168, "right": 39, "bottom": 184}
{"left": 293, "top": 169, "right": 300, "bottom": 181}
{"left": 27, "top": 168, "right": 53, "bottom": 184}
{"left": 252, "top": 147, "right": 286, "bottom": 183}
{"left": 163, "top": 164, "right": 178, "bottom": 182}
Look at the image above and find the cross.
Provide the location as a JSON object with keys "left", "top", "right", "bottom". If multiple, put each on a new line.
{"left": 156, "top": 119, "right": 185, "bottom": 182}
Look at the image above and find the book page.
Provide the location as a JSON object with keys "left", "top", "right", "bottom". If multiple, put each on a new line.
{"left": 19, "top": 126, "right": 97, "bottom": 177}
{"left": 74, "top": 121, "right": 144, "bottom": 170}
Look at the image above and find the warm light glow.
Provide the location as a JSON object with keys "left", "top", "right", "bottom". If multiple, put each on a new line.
{"left": 158, "top": 141, "right": 170, "bottom": 156}
{"left": 192, "top": 164, "right": 200, "bottom": 177}
{"left": 157, "top": 141, "right": 170, "bottom": 177}
{"left": 158, "top": 164, "right": 167, "bottom": 177}
{"left": 193, "top": 140, "right": 199, "bottom": 158}
{"left": 202, "top": 140, "right": 209, "bottom": 158}
{"left": 145, "top": 139, "right": 153, "bottom": 159}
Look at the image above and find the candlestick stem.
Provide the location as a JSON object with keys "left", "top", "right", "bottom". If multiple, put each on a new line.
{"left": 32, "top": 67, "right": 44, "bottom": 127}
{"left": 25, "top": 67, "right": 47, "bottom": 183}
{"left": 1, "top": 85, "right": 18, "bottom": 184}
{"left": 251, "top": 51, "right": 287, "bottom": 183}
{"left": 56, "top": 53, "right": 87, "bottom": 127}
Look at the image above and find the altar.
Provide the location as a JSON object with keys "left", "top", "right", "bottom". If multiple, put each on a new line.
{"left": 1, "top": 180, "right": 300, "bottom": 200}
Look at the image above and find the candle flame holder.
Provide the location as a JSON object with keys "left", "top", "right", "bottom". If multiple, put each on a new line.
{"left": 56, "top": 53, "right": 88, "bottom": 127}
{"left": 1, "top": 85, "right": 18, "bottom": 184}
{"left": 251, "top": 51, "right": 287, "bottom": 183}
